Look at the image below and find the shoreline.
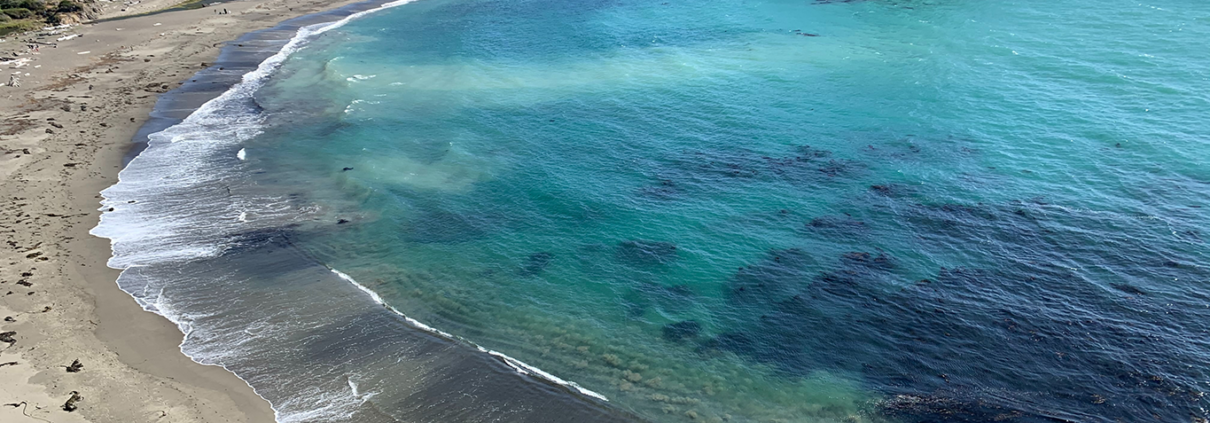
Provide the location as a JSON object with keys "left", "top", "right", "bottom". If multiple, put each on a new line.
{"left": 0, "top": 1, "right": 378, "bottom": 421}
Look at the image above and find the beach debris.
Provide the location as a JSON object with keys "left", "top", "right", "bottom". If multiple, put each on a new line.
{"left": 3, "top": 317, "right": 13, "bottom": 322}
{"left": 342, "top": 167, "right": 354, "bottom": 171}
{"left": 0, "top": 362, "right": 17, "bottom": 367}
{"left": 0, "top": 331, "right": 15, "bottom": 344}
{"left": 337, "top": 219, "right": 349, "bottom": 224}
{"left": 15, "top": 280, "right": 31, "bottom": 287}
{"left": 66, "top": 359, "right": 83, "bottom": 373}
{"left": 6, "top": 75, "right": 18, "bottom": 88}
{"left": 62, "top": 391, "right": 81, "bottom": 412}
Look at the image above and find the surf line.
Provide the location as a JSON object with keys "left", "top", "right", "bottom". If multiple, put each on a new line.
{"left": 328, "top": 268, "right": 611, "bottom": 402}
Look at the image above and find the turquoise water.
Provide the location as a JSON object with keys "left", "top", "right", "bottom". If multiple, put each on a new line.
{"left": 101, "top": 0, "right": 1210, "bottom": 422}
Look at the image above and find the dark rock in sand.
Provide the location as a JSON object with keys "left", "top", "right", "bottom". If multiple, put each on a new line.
{"left": 66, "top": 359, "right": 83, "bottom": 373}
{"left": 0, "top": 331, "right": 14, "bottom": 344}
{"left": 62, "top": 391, "right": 81, "bottom": 412}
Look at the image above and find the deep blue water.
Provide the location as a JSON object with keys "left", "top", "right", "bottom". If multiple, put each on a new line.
{"left": 98, "top": 0, "right": 1210, "bottom": 422}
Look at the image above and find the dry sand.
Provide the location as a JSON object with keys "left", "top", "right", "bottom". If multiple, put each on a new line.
{"left": 0, "top": 0, "right": 367, "bottom": 421}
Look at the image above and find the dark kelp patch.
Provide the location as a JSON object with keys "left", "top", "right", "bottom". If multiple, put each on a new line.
{"left": 616, "top": 240, "right": 679, "bottom": 267}
{"left": 518, "top": 252, "right": 555, "bottom": 277}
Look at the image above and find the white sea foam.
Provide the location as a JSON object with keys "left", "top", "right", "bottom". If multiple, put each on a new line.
{"left": 330, "top": 268, "right": 610, "bottom": 402}
{"left": 90, "top": 1, "right": 426, "bottom": 422}
{"left": 90, "top": 0, "right": 612, "bottom": 419}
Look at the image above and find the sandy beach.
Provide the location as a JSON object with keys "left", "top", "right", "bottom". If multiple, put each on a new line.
{"left": 0, "top": 1, "right": 366, "bottom": 421}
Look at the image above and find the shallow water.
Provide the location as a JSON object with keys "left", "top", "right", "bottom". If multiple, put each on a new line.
{"left": 97, "top": 0, "right": 1210, "bottom": 422}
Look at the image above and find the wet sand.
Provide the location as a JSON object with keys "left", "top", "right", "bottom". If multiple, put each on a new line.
{"left": 0, "top": 1, "right": 371, "bottom": 421}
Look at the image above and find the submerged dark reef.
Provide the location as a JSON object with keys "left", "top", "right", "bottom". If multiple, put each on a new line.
{"left": 699, "top": 198, "right": 1210, "bottom": 422}
{"left": 618, "top": 137, "right": 1210, "bottom": 421}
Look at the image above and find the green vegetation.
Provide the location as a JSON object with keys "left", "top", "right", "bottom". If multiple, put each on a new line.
{"left": 0, "top": 0, "right": 92, "bottom": 37}
{"left": 0, "top": 17, "right": 39, "bottom": 36}
{"left": 56, "top": 0, "right": 80, "bottom": 12}
{"left": 0, "top": 0, "right": 44, "bottom": 11}
{"left": 1, "top": 7, "right": 33, "bottom": 19}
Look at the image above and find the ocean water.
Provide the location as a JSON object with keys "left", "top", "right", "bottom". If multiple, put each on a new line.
{"left": 94, "top": 0, "right": 1210, "bottom": 422}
